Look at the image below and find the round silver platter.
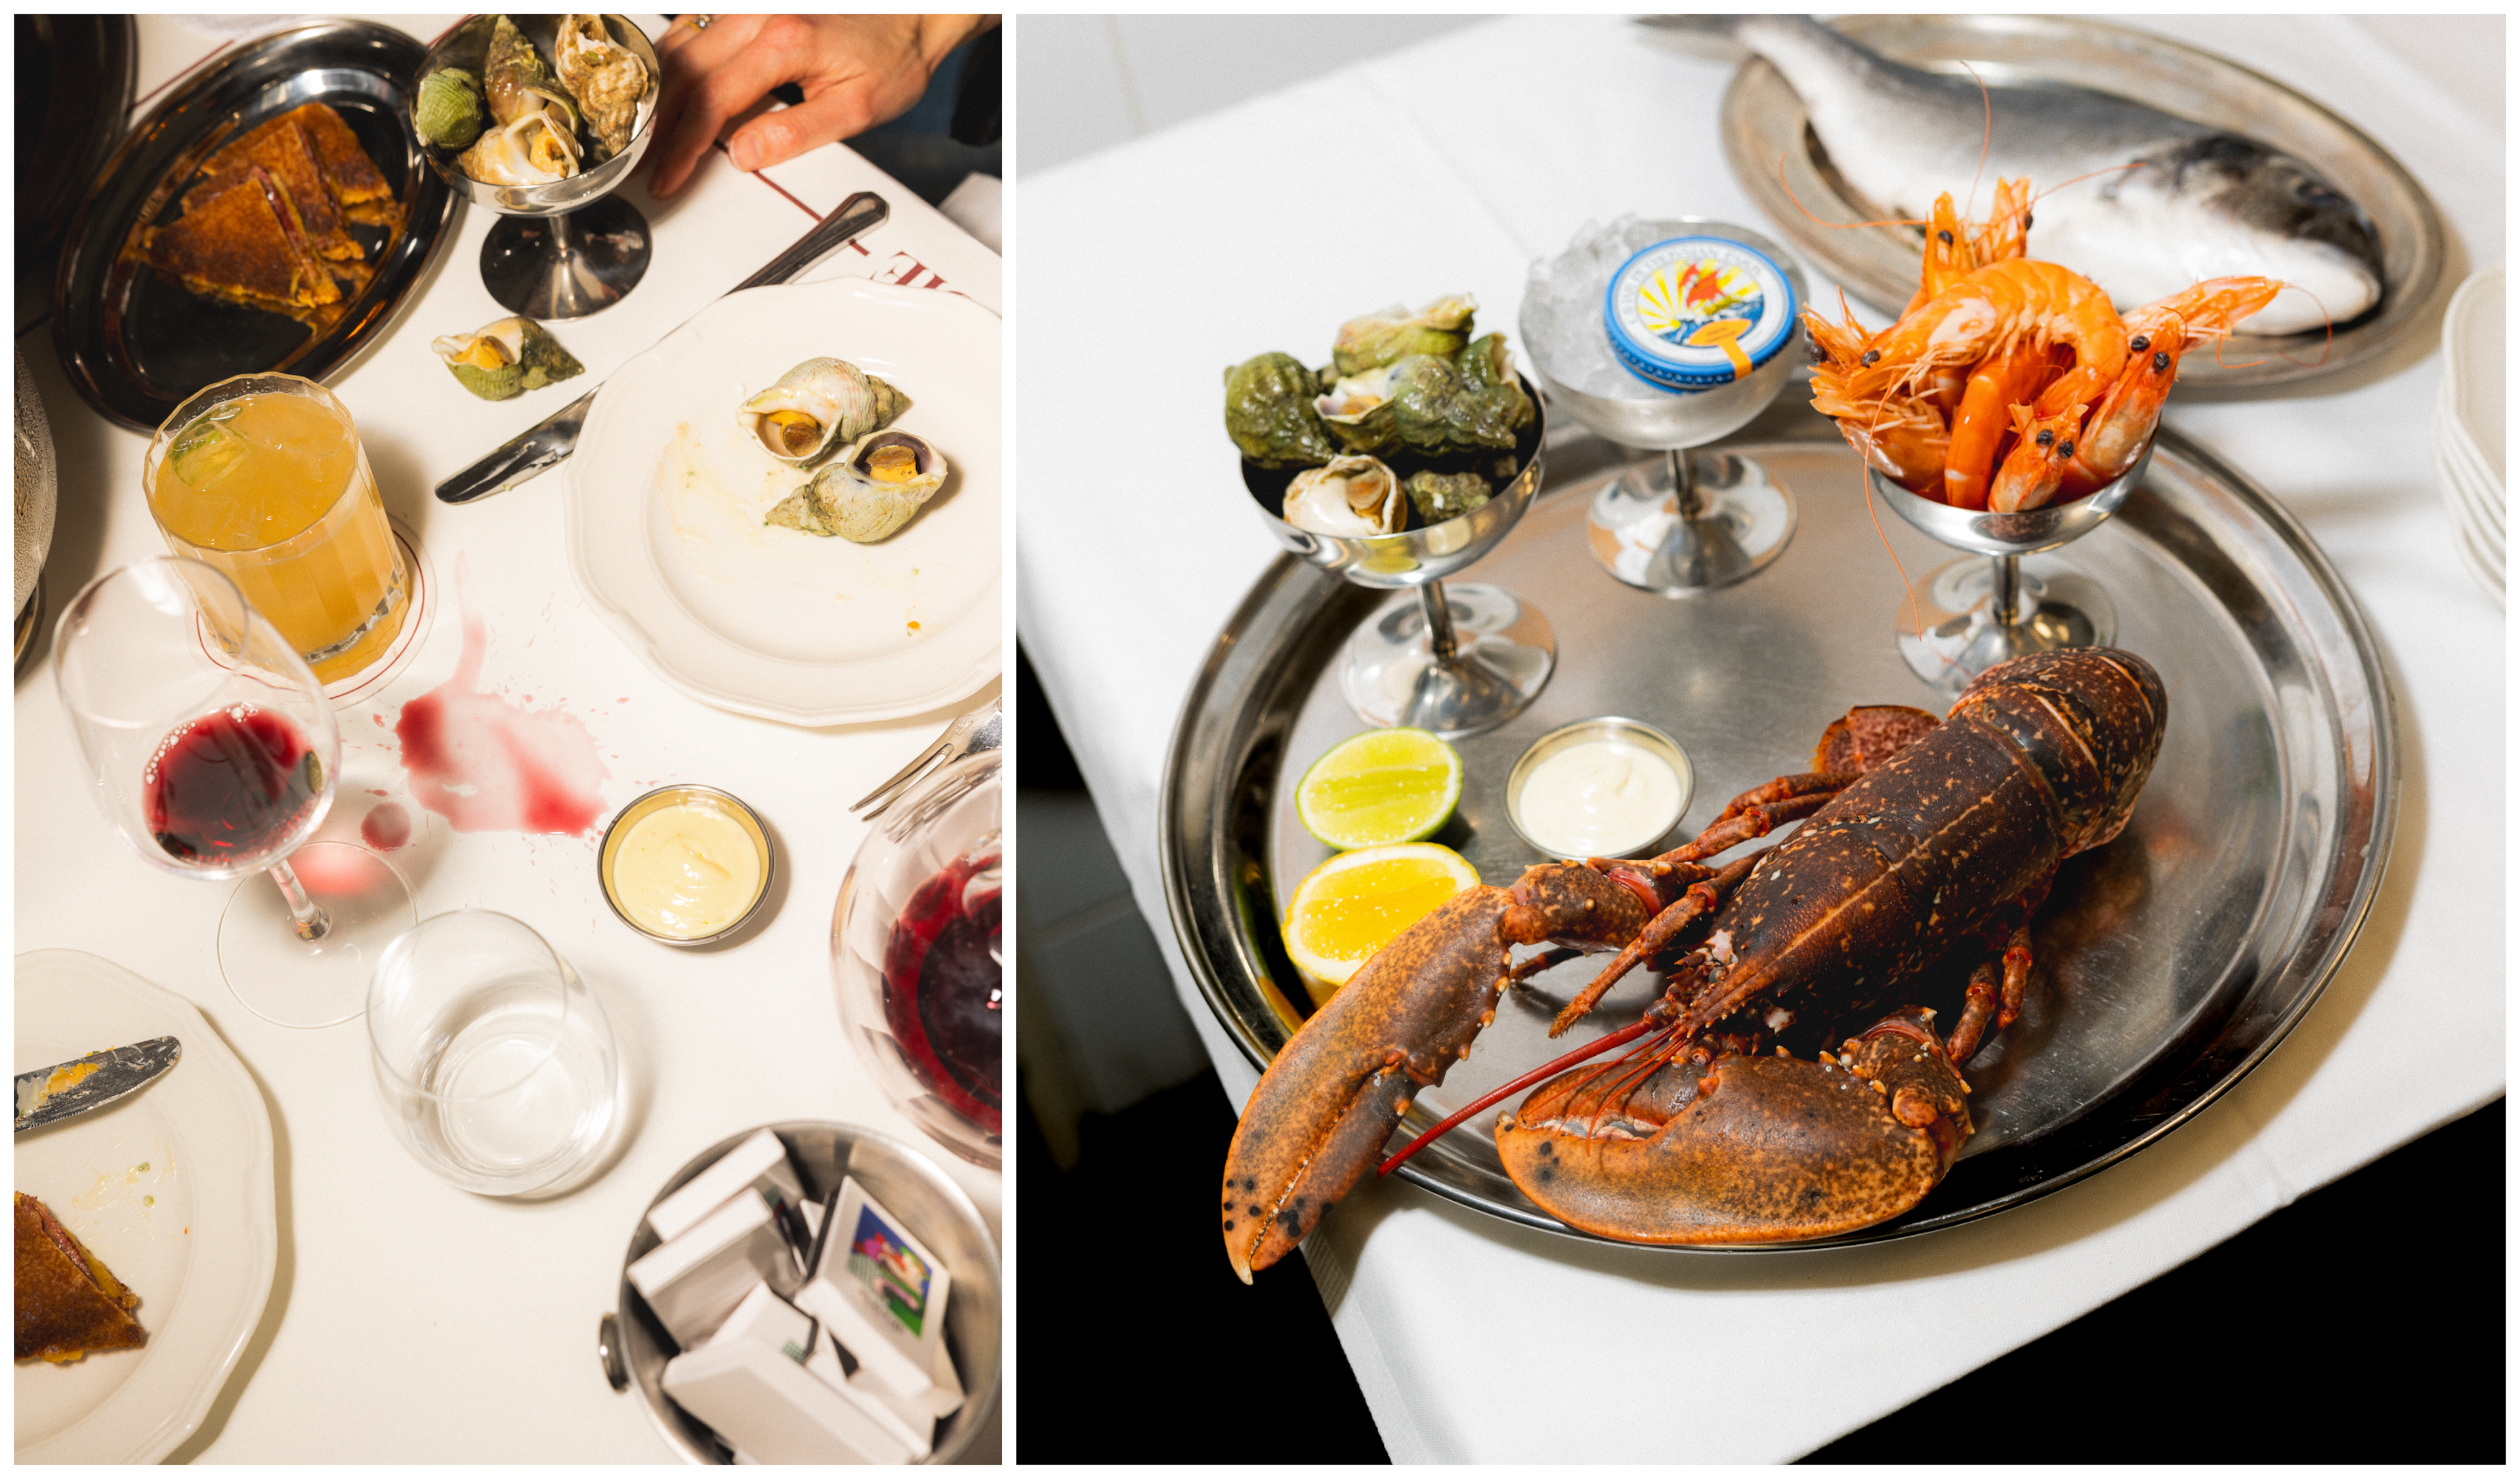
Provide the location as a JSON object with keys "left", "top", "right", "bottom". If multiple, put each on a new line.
{"left": 52, "top": 19, "right": 461, "bottom": 430}
{"left": 1717, "top": 13, "right": 2446, "bottom": 392}
{"left": 1160, "top": 398, "right": 2396, "bottom": 1251}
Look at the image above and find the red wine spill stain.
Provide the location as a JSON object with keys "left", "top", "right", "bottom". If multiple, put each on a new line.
{"left": 393, "top": 570, "right": 608, "bottom": 837}
{"left": 362, "top": 802, "right": 413, "bottom": 850}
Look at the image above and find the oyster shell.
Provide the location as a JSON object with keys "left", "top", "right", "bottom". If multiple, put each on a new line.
{"left": 739, "top": 357, "right": 911, "bottom": 464}
{"left": 1313, "top": 365, "right": 1400, "bottom": 455}
{"left": 1282, "top": 455, "right": 1402, "bottom": 537}
{"left": 553, "top": 14, "right": 648, "bottom": 160}
{"left": 766, "top": 430, "right": 950, "bottom": 543}
{"left": 414, "top": 68, "right": 484, "bottom": 150}
{"left": 432, "top": 316, "right": 584, "bottom": 400}
{"left": 1224, "top": 352, "right": 1335, "bottom": 469}
{"left": 1404, "top": 470, "right": 1493, "bottom": 524}
{"left": 1332, "top": 294, "right": 1477, "bottom": 377}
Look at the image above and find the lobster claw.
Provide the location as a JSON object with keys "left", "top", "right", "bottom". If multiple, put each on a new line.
{"left": 1223, "top": 864, "right": 1655, "bottom": 1282}
{"left": 1495, "top": 1009, "right": 1973, "bottom": 1245}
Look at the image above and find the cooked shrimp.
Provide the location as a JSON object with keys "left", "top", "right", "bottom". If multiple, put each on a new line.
{"left": 1989, "top": 400, "right": 2091, "bottom": 512}
{"left": 1942, "top": 340, "right": 2052, "bottom": 511}
{"left": 1844, "top": 258, "right": 2128, "bottom": 406}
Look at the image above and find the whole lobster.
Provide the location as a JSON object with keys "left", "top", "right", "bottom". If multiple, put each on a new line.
{"left": 1223, "top": 648, "right": 2165, "bottom": 1281}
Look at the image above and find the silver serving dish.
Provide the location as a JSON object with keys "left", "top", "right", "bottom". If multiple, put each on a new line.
{"left": 601, "top": 1121, "right": 999, "bottom": 1463}
{"left": 16, "top": 348, "right": 58, "bottom": 672}
{"left": 1872, "top": 442, "right": 2152, "bottom": 557}
{"left": 1719, "top": 14, "right": 2446, "bottom": 392}
{"left": 416, "top": 14, "right": 661, "bottom": 318}
{"left": 1161, "top": 412, "right": 2395, "bottom": 1251}
{"left": 1239, "top": 376, "right": 1547, "bottom": 589}
{"left": 51, "top": 19, "right": 460, "bottom": 430}
{"left": 1522, "top": 218, "right": 1808, "bottom": 452}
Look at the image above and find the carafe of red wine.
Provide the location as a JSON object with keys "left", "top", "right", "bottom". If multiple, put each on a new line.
{"left": 831, "top": 750, "right": 1003, "bottom": 1169}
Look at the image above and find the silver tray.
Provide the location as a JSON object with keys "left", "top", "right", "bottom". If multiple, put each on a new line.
{"left": 1718, "top": 13, "right": 2446, "bottom": 392}
{"left": 1160, "top": 402, "right": 2396, "bottom": 1251}
{"left": 603, "top": 1121, "right": 1000, "bottom": 1463}
{"left": 52, "top": 19, "right": 460, "bottom": 431}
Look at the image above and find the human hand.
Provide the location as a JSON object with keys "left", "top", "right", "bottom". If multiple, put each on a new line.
{"left": 647, "top": 14, "right": 996, "bottom": 199}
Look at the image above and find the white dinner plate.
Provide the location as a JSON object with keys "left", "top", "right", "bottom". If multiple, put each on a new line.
{"left": 14, "top": 950, "right": 278, "bottom": 1464}
{"left": 568, "top": 280, "right": 1002, "bottom": 726}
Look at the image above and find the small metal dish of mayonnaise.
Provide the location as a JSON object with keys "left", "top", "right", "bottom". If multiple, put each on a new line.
{"left": 598, "top": 785, "right": 774, "bottom": 946}
{"left": 1505, "top": 718, "right": 1694, "bottom": 861}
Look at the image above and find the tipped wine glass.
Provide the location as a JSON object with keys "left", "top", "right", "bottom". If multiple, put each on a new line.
{"left": 415, "top": 14, "right": 661, "bottom": 320}
{"left": 1242, "top": 380, "right": 1554, "bottom": 738}
{"left": 56, "top": 558, "right": 415, "bottom": 1028}
{"left": 1870, "top": 440, "right": 2156, "bottom": 698}
{"left": 1522, "top": 217, "right": 1805, "bottom": 594}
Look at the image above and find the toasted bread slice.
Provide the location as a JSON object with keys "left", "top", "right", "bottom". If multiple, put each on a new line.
{"left": 144, "top": 169, "right": 341, "bottom": 314}
{"left": 15, "top": 1192, "right": 146, "bottom": 1364}
{"left": 284, "top": 103, "right": 399, "bottom": 226}
{"left": 192, "top": 118, "right": 362, "bottom": 263}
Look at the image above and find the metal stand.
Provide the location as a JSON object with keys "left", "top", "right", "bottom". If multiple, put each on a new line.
{"left": 480, "top": 195, "right": 653, "bottom": 320}
{"left": 1587, "top": 446, "right": 1796, "bottom": 595}
{"left": 1896, "top": 552, "right": 2117, "bottom": 697}
{"left": 1341, "top": 579, "right": 1554, "bottom": 738}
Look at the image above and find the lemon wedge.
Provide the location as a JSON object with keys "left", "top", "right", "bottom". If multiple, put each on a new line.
{"left": 1282, "top": 843, "right": 1482, "bottom": 1002}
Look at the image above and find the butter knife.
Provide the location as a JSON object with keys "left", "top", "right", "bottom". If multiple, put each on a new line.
{"left": 435, "top": 190, "right": 891, "bottom": 505}
{"left": 15, "top": 1037, "right": 182, "bottom": 1133}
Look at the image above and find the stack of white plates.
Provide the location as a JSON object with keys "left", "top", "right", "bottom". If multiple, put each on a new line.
{"left": 2432, "top": 264, "right": 2504, "bottom": 606}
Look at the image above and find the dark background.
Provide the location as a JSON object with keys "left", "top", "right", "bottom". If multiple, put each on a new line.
{"left": 1015, "top": 647, "right": 2504, "bottom": 1464}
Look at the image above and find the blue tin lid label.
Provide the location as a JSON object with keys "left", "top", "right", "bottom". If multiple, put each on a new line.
{"left": 1604, "top": 238, "right": 1797, "bottom": 391}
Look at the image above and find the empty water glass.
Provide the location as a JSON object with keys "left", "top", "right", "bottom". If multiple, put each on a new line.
{"left": 368, "top": 910, "right": 619, "bottom": 1196}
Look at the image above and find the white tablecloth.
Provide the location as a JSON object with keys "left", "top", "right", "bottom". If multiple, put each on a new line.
{"left": 16, "top": 14, "right": 999, "bottom": 1463}
{"left": 1017, "top": 14, "right": 2502, "bottom": 1463}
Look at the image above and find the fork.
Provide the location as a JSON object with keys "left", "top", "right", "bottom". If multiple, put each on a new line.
{"left": 851, "top": 699, "right": 1001, "bottom": 818}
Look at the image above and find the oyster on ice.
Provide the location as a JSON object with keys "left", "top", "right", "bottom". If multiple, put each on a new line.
{"left": 553, "top": 14, "right": 648, "bottom": 159}
{"left": 1282, "top": 455, "right": 1403, "bottom": 537}
{"left": 1331, "top": 294, "right": 1476, "bottom": 377}
{"left": 739, "top": 357, "right": 911, "bottom": 463}
{"left": 432, "top": 315, "right": 584, "bottom": 400}
{"left": 1224, "top": 352, "right": 1335, "bottom": 469}
{"left": 766, "top": 430, "right": 950, "bottom": 543}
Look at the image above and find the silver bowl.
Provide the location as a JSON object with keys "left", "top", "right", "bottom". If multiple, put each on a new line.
{"left": 1521, "top": 217, "right": 1807, "bottom": 593}
{"left": 601, "top": 1121, "right": 1000, "bottom": 1464}
{"left": 1239, "top": 380, "right": 1556, "bottom": 735}
{"left": 1869, "top": 440, "right": 2157, "bottom": 695}
{"left": 415, "top": 14, "right": 661, "bottom": 318}
{"left": 1239, "top": 376, "right": 1547, "bottom": 590}
{"left": 1871, "top": 438, "right": 2155, "bottom": 556}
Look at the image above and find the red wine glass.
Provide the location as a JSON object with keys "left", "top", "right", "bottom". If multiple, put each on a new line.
{"left": 55, "top": 558, "right": 415, "bottom": 1028}
{"left": 832, "top": 749, "right": 1001, "bottom": 1168}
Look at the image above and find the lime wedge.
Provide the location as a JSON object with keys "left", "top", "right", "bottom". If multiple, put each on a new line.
{"left": 1281, "top": 841, "right": 1482, "bottom": 1001}
{"left": 1294, "top": 727, "right": 1463, "bottom": 850}
{"left": 168, "top": 414, "right": 250, "bottom": 491}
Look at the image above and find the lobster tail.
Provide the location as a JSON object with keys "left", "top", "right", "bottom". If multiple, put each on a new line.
{"left": 1952, "top": 650, "right": 2166, "bottom": 853}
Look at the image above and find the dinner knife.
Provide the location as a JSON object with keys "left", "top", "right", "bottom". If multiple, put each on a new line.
{"left": 434, "top": 190, "right": 891, "bottom": 505}
{"left": 15, "top": 1037, "right": 182, "bottom": 1133}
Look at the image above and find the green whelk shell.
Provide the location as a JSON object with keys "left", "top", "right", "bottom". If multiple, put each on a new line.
{"left": 1224, "top": 352, "right": 1335, "bottom": 469}
{"left": 415, "top": 68, "right": 484, "bottom": 150}
{"left": 431, "top": 316, "right": 584, "bottom": 401}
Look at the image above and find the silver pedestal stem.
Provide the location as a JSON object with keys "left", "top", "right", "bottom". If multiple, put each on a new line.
{"left": 1990, "top": 554, "right": 2022, "bottom": 627}
{"left": 1418, "top": 579, "right": 1459, "bottom": 663}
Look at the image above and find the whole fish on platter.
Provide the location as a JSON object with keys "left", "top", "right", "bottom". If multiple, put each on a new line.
{"left": 1654, "top": 14, "right": 2381, "bottom": 335}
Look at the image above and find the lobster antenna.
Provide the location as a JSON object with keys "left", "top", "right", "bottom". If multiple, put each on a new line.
{"left": 1377, "top": 1016, "right": 1666, "bottom": 1177}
